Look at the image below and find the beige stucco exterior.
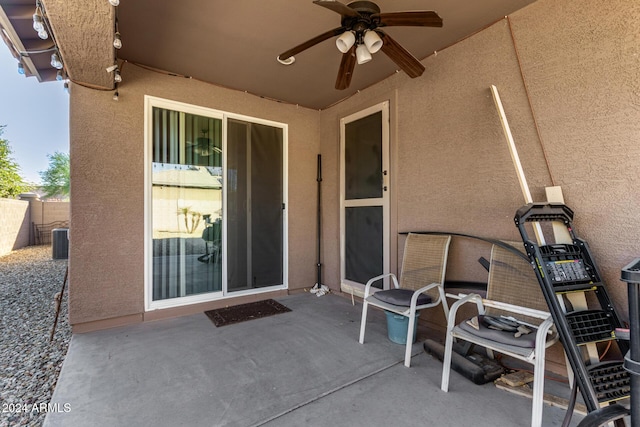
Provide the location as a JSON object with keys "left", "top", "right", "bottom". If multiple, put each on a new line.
{"left": 67, "top": 0, "right": 639, "bottom": 352}
{"left": 319, "top": 0, "right": 639, "bottom": 324}
{"left": 69, "top": 64, "right": 320, "bottom": 331}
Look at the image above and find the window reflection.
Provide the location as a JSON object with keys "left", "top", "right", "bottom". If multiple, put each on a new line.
{"left": 151, "top": 108, "right": 223, "bottom": 301}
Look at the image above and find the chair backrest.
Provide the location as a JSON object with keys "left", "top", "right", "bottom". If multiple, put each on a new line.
{"left": 400, "top": 233, "right": 452, "bottom": 300}
{"left": 486, "top": 242, "right": 548, "bottom": 326}
{"left": 202, "top": 220, "right": 221, "bottom": 243}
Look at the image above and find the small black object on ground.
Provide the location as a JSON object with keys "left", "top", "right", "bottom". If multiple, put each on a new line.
{"left": 424, "top": 339, "right": 505, "bottom": 385}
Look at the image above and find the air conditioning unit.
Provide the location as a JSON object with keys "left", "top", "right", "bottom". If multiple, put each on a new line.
{"left": 52, "top": 228, "right": 69, "bottom": 260}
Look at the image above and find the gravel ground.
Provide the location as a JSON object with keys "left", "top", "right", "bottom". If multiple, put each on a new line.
{"left": 0, "top": 246, "right": 70, "bottom": 427}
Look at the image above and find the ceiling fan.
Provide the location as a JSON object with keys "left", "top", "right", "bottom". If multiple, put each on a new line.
{"left": 277, "top": 0, "right": 443, "bottom": 90}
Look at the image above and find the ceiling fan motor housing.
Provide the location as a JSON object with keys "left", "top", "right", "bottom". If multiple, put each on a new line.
{"left": 342, "top": 1, "right": 381, "bottom": 32}
{"left": 347, "top": 1, "right": 380, "bottom": 15}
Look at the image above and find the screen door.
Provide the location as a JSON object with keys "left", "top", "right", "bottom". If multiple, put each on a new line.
{"left": 340, "top": 101, "right": 390, "bottom": 295}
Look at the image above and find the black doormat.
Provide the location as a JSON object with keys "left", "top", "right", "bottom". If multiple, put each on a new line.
{"left": 204, "top": 299, "right": 291, "bottom": 327}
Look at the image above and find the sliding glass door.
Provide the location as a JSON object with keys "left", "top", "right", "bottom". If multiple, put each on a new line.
{"left": 227, "top": 119, "right": 284, "bottom": 292}
{"left": 145, "top": 97, "right": 287, "bottom": 310}
{"left": 150, "top": 107, "right": 223, "bottom": 302}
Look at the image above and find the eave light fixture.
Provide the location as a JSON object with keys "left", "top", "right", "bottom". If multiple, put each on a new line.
{"left": 113, "top": 32, "right": 122, "bottom": 49}
{"left": 32, "top": 12, "right": 43, "bottom": 32}
{"left": 50, "top": 52, "right": 63, "bottom": 69}
{"left": 106, "top": 63, "right": 122, "bottom": 84}
{"left": 17, "top": 61, "right": 25, "bottom": 75}
{"left": 108, "top": 0, "right": 120, "bottom": 6}
{"left": 27, "top": 1, "right": 66, "bottom": 88}
{"left": 32, "top": 8, "right": 48, "bottom": 40}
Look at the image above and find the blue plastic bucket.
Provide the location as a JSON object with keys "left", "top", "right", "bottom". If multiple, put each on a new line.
{"left": 384, "top": 310, "right": 421, "bottom": 345}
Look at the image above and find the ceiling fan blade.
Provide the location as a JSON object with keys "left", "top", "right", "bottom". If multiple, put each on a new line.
{"left": 278, "top": 26, "right": 346, "bottom": 61}
{"left": 313, "top": 0, "right": 360, "bottom": 18}
{"left": 335, "top": 45, "right": 356, "bottom": 90}
{"left": 373, "top": 11, "right": 443, "bottom": 27}
{"left": 377, "top": 31, "right": 425, "bottom": 78}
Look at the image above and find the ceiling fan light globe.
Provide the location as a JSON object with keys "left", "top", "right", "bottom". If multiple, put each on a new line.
{"left": 336, "top": 31, "right": 356, "bottom": 53}
{"left": 363, "top": 30, "right": 382, "bottom": 54}
{"left": 356, "top": 44, "right": 372, "bottom": 64}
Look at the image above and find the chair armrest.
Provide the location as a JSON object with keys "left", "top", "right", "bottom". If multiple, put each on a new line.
{"left": 448, "top": 292, "right": 552, "bottom": 323}
{"left": 409, "top": 281, "right": 449, "bottom": 318}
{"left": 411, "top": 282, "right": 444, "bottom": 306}
{"left": 447, "top": 293, "right": 485, "bottom": 332}
{"left": 410, "top": 282, "right": 442, "bottom": 311}
{"left": 445, "top": 292, "right": 465, "bottom": 300}
{"left": 479, "top": 299, "right": 551, "bottom": 321}
{"left": 536, "top": 315, "right": 557, "bottom": 347}
{"left": 363, "top": 273, "right": 399, "bottom": 298}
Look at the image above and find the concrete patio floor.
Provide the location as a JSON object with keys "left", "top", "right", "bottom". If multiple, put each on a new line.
{"left": 44, "top": 293, "right": 585, "bottom": 426}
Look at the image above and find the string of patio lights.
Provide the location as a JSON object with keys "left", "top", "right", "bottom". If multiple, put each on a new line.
{"left": 14, "top": 1, "right": 123, "bottom": 98}
{"left": 17, "top": 0, "right": 68, "bottom": 90}
{"left": 108, "top": 0, "right": 122, "bottom": 101}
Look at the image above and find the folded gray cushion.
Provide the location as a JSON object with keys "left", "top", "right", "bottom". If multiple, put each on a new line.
{"left": 458, "top": 315, "right": 537, "bottom": 348}
{"left": 372, "top": 288, "right": 432, "bottom": 307}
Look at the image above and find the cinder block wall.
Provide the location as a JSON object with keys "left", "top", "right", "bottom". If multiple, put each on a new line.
{"left": 0, "top": 198, "right": 70, "bottom": 256}
{"left": 30, "top": 200, "right": 70, "bottom": 227}
{"left": 0, "top": 198, "right": 29, "bottom": 256}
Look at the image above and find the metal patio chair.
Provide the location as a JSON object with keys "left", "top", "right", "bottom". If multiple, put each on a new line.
{"left": 359, "top": 233, "right": 452, "bottom": 367}
{"left": 197, "top": 216, "right": 221, "bottom": 264}
{"left": 440, "top": 243, "right": 558, "bottom": 427}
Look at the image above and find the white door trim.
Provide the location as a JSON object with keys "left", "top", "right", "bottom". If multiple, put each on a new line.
{"left": 339, "top": 101, "right": 390, "bottom": 298}
{"left": 143, "top": 96, "right": 288, "bottom": 311}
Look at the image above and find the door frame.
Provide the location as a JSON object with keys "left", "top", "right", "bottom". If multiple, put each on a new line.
{"left": 224, "top": 114, "right": 288, "bottom": 295}
{"left": 339, "top": 101, "right": 390, "bottom": 297}
{"left": 143, "top": 96, "right": 288, "bottom": 311}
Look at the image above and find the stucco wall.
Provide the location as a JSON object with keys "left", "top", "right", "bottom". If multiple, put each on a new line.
{"left": 68, "top": 0, "right": 639, "bottom": 334}
{"left": 69, "top": 65, "right": 320, "bottom": 328}
{"left": 507, "top": 0, "right": 640, "bottom": 317}
{"left": 319, "top": 0, "right": 639, "bottom": 324}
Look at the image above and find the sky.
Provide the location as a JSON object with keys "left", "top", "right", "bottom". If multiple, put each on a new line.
{"left": 0, "top": 45, "right": 69, "bottom": 185}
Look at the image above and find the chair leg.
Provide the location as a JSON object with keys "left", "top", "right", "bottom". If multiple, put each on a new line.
{"left": 359, "top": 300, "right": 369, "bottom": 344}
{"left": 404, "top": 313, "right": 416, "bottom": 367}
{"left": 441, "top": 328, "right": 454, "bottom": 392}
{"left": 531, "top": 356, "right": 545, "bottom": 427}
